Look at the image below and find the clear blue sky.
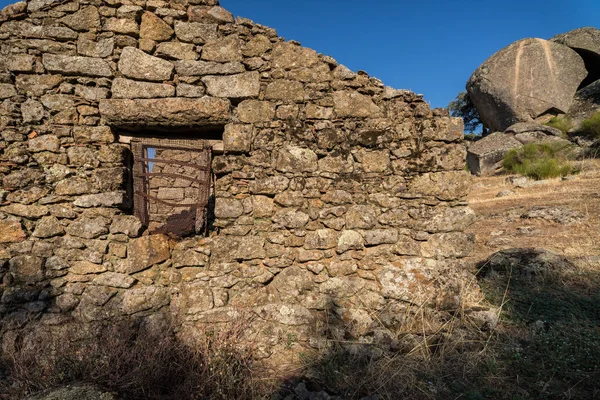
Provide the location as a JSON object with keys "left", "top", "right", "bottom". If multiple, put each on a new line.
{"left": 221, "top": 0, "right": 598, "bottom": 108}
{"left": 1, "top": 0, "right": 597, "bottom": 108}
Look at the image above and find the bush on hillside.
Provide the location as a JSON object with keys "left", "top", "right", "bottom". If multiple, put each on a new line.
{"left": 581, "top": 111, "right": 600, "bottom": 138}
{"left": 545, "top": 116, "right": 573, "bottom": 135}
{"left": 503, "top": 143, "right": 575, "bottom": 180}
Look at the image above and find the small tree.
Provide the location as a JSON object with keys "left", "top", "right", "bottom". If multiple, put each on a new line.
{"left": 447, "top": 91, "right": 488, "bottom": 135}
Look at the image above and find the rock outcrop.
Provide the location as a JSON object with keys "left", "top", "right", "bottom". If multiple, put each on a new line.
{"left": 551, "top": 27, "right": 600, "bottom": 87}
{"left": 466, "top": 122, "right": 574, "bottom": 176}
{"left": 569, "top": 78, "right": 600, "bottom": 138}
{"left": 467, "top": 38, "right": 587, "bottom": 132}
{"left": 477, "top": 248, "right": 577, "bottom": 281}
{"left": 466, "top": 132, "right": 522, "bottom": 175}
{"left": 505, "top": 122, "right": 571, "bottom": 146}
{"left": 464, "top": 27, "right": 600, "bottom": 176}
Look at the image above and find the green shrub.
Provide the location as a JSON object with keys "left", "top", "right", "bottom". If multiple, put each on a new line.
{"left": 545, "top": 116, "right": 573, "bottom": 135}
{"left": 503, "top": 143, "right": 575, "bottom": 180}
{"left": 581, "top": 111, "right": 600, "bottom": 138}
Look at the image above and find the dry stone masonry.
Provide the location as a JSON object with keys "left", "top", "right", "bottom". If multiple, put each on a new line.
{"left": 0, "top": 0, "right": 474, "bottom": 363}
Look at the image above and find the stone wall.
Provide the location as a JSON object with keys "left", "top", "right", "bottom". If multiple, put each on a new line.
{"left": 0, "top": 0, "right": 474, "bottom": 364}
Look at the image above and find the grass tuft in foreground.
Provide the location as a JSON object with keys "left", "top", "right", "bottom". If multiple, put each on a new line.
{"left": 503, "top": 142, "right": 576, "bottom": 180}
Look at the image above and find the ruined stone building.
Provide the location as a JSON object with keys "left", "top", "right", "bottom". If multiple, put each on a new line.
{"left": 0, "top": 0, "right": 474, "bottom": 365}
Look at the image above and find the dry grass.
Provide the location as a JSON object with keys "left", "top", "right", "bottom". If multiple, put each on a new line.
{"left": 2, "top": 276, "right": 599, "bottom": 399}
{"left": 0, "top": 315, "right": 267, "bottom": 400}
{"left": 466, "top": 159, "right": 600, "bottom": 262}
{"left": 452, "top": 158, "right": 600, "bottom": 399}
{"left": 475, "top": 252, "right": 600, "bottom": 399}
{"left": 284, "top": 275, "right": 499, "bottom": 400}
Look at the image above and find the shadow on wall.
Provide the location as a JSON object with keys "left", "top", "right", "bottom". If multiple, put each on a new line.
{"left": 2, "top": 249, "right": 600, "bottom": 399}
{"left": 0, "top": 293, "right": 491, "bottom": 400}
{"left": 271, "top": 250, "right": 600, "bottom": 400}
{"left": 271, "top": 297, "right": 493, "bottom": 400}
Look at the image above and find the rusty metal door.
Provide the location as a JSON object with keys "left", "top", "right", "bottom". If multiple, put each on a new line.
{"left": 131, "top": 138, "right": 211, "bottom": 237}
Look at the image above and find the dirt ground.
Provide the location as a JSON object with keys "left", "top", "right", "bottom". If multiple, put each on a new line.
{"left": 465, "top": 158, "right": 600, "bottom": 266}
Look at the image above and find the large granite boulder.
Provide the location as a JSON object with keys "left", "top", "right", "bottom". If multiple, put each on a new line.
{"left": 551, "top": 27, "right": 600, "bottom": 87}
{"left": 467, "top": 38, "right": 587, "bottom": 132}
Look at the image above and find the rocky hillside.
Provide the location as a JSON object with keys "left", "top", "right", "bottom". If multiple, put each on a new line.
{"left": 463, "top": 27, "right": 600, "bottom": 176}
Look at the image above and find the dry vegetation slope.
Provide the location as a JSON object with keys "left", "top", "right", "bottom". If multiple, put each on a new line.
{"left": 465, "top": 158, "right": 600, "bottom": 265}
{"left": 457, "top": 160, "right": 600, "bottom": 399}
